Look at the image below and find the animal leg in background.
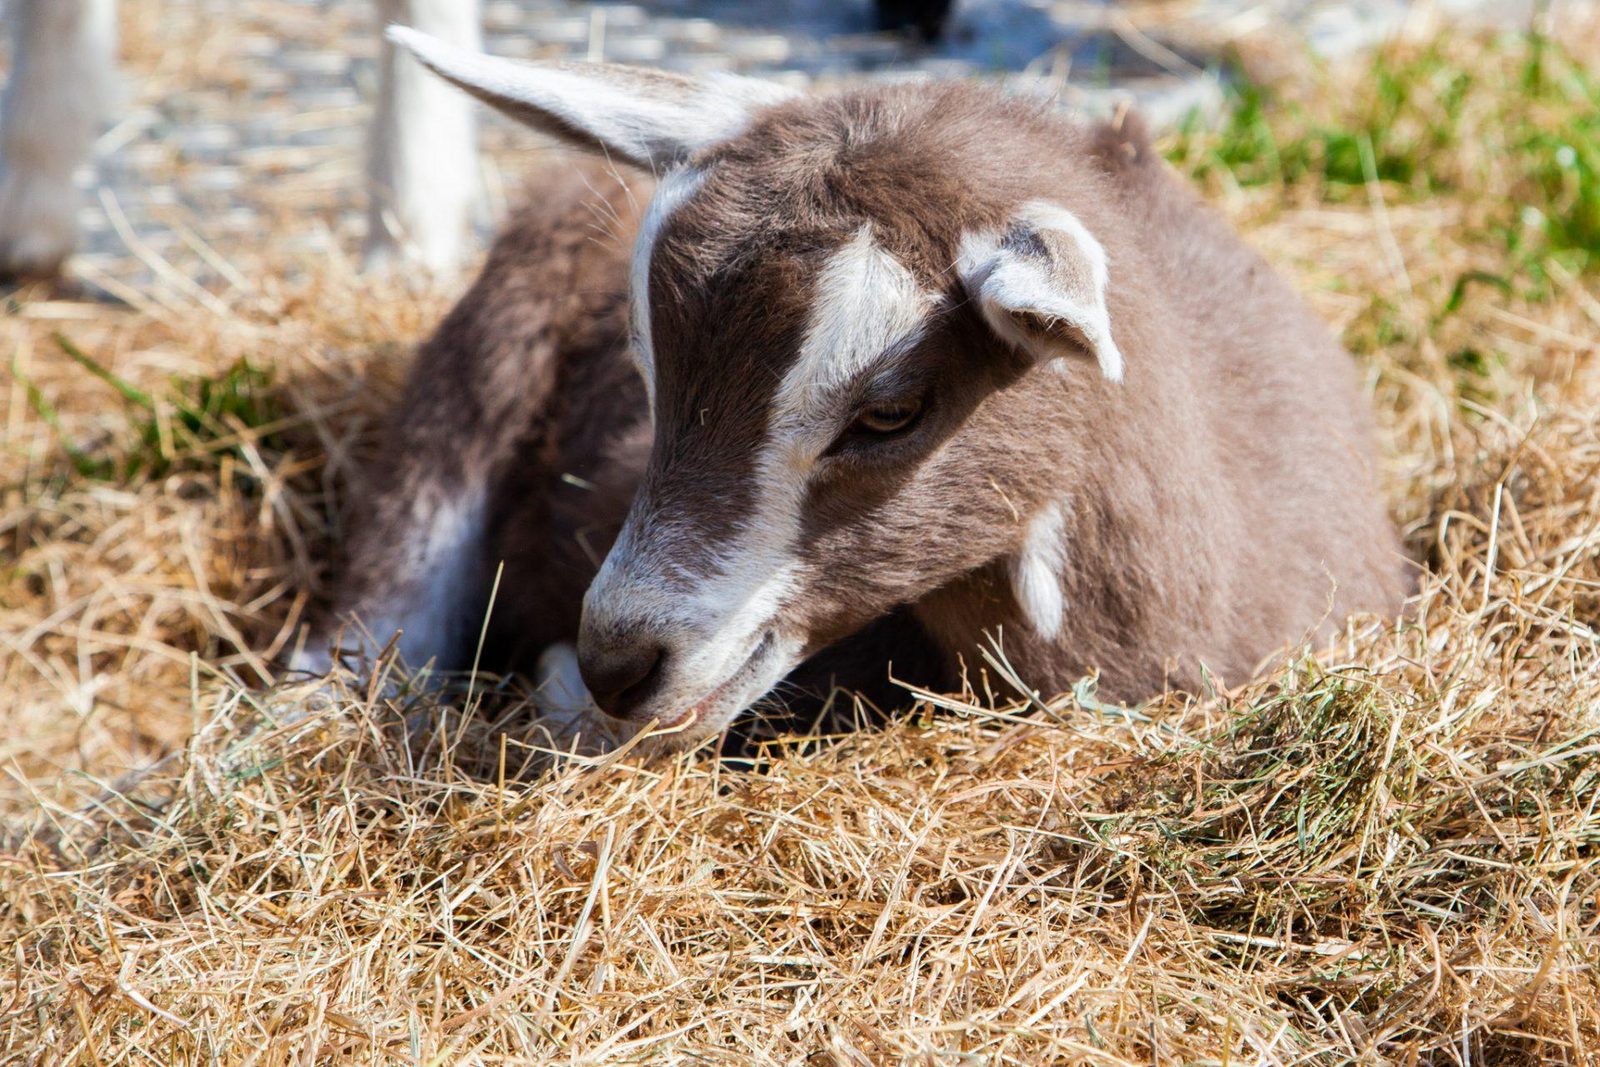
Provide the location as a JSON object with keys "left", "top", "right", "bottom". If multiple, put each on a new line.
{"left": 0, "top": 0, "right": 115, "bottom": 280}
{"left": 0, "top": 0, "right": 483, "bottom": 281}
{"left": 365, "top": 0, "right": 483, "bottom": 275}
{"left": 295, "top": 170, "right": 646, "bottom": 679}
{"left": 289, "top": 317, "right": 517, "bottom": 678}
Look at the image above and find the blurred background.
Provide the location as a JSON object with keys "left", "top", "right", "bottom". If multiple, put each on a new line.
{"left": 0, "top": 0, "right": 1550, "bottom": 300}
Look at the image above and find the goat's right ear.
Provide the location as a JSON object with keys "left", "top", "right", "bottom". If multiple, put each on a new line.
{"left": 956, "top": 201, "right": 1125, "bottom": 382}
{"left": 387, "top": 27, "right": 796, "bottom": 170}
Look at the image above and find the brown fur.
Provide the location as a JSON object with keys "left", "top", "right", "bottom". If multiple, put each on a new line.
{"left": 312, "top": 80, "right": 1406, "bottom": 726}
{"left": 323, "top": 163, "right": 649, "bottom": 671}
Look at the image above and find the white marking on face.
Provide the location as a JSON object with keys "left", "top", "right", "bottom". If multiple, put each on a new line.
{"left": 956, "top": 200, "right": 1123, "bottom": 382}
{"left": 1010, "top": 498, "right": 1070, "bottom": 640}
{"left": 682, "top": 227, "right": 936, "bottom": 669}
{"left": 628, "top": 165, "right": 705, "bottom": 408}
{"left": 583, "top": 225, "right": 938, "bottom": 737}
{"left": 774, "top": 224, "right": 939, "bottom": 429}
{"left": 586, "top": 514, "right": 800, "bottom": 691}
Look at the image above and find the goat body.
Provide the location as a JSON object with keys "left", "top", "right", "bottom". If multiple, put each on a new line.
{"left": 300, "top": 36, "right": 1408, "bottom": 747}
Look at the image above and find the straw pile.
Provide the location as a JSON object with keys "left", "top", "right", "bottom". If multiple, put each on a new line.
{"left": 2, "top": 8, "right": 1598, "bottom": 1065}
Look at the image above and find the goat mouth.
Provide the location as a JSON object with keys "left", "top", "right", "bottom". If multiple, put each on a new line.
{"left": 652, "top": 630, "right": 779, "bottom": 733}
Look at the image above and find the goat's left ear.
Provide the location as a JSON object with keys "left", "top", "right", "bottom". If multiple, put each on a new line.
{"left": 387, "top": 26, "right": 796, "bottom": 169}
{"left": 956, "top": 201, "right": 1124, "bottom": 382}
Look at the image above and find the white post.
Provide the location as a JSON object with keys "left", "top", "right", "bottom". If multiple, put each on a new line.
{"left": 0, "top": 0, "right": 117, "bottom": 279}
{"left": 364, "top": 0, "right": 482, "bottom": 277}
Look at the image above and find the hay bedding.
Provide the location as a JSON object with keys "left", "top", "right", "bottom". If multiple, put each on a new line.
{"left": 3, "top": 6, "right": 1600, "bottom": 1065}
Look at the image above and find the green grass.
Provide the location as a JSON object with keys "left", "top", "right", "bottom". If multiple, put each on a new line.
{"left": 19, "top": 333, "right": 285, "bottom": 485}
{"left": 1168, "top": 32, "right": 1600, "bottom": 292}
{"left": 1074, "top": 656, "right": 1600, "bottom": 1042}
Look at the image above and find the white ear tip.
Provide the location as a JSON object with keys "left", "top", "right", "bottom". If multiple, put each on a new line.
{"left": 385, "top": 23, "right": 424, "bottom": 51}
{"left": 1100, "top": 341, "right": 1125, "bottom": 382}
{"left": 386, "top": 24, "right": 456, "bottom": 71}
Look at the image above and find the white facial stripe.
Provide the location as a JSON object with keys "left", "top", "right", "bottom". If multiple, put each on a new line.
{"left": 662, "top": 231, "right": 933, "bottom": 682}
{"left": 1010, "top": 498, "right": 1071, "bottom": 640}
{"left": 629, "top": 166, "right": 705, "bottom": 409}
{"left": 663, "top": 229, "right": 933, "bottom": 679}
{"left": 585, "top": 227, "right": 936, "bottom": 729}
{"left": 586, "top": 512, "right": 798, "bottom": 680}
{"left": 776, "top": 225, "right": 938, "bottom": 431}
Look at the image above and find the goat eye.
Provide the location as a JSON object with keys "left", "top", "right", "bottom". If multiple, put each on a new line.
{"left": 850, "top": 398, "right": 923, "bottom": 437}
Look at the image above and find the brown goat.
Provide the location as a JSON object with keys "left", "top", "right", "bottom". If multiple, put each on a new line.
{"left": 293, "top": 30, "right": 1408, "bottom": 749}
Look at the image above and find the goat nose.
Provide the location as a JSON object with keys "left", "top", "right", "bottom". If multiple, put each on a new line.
{"left": 578, "top": 639, "right": 669, "bottom": 720}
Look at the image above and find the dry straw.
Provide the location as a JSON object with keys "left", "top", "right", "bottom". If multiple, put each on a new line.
{"left": 3, "top": 5, "right": 1599, "bottom": 1065}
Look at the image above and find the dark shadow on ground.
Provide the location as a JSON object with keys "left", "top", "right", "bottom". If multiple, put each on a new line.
{"left": 600, "top": 0, "right": 1211, "bottom": 79}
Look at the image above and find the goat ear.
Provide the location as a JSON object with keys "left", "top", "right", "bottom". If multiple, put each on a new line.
{"left": 387, "top": 26, "right": 796, "bottom": 169}
{"left": 956, "top": 201, "right": 1124, "bottom": 382}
